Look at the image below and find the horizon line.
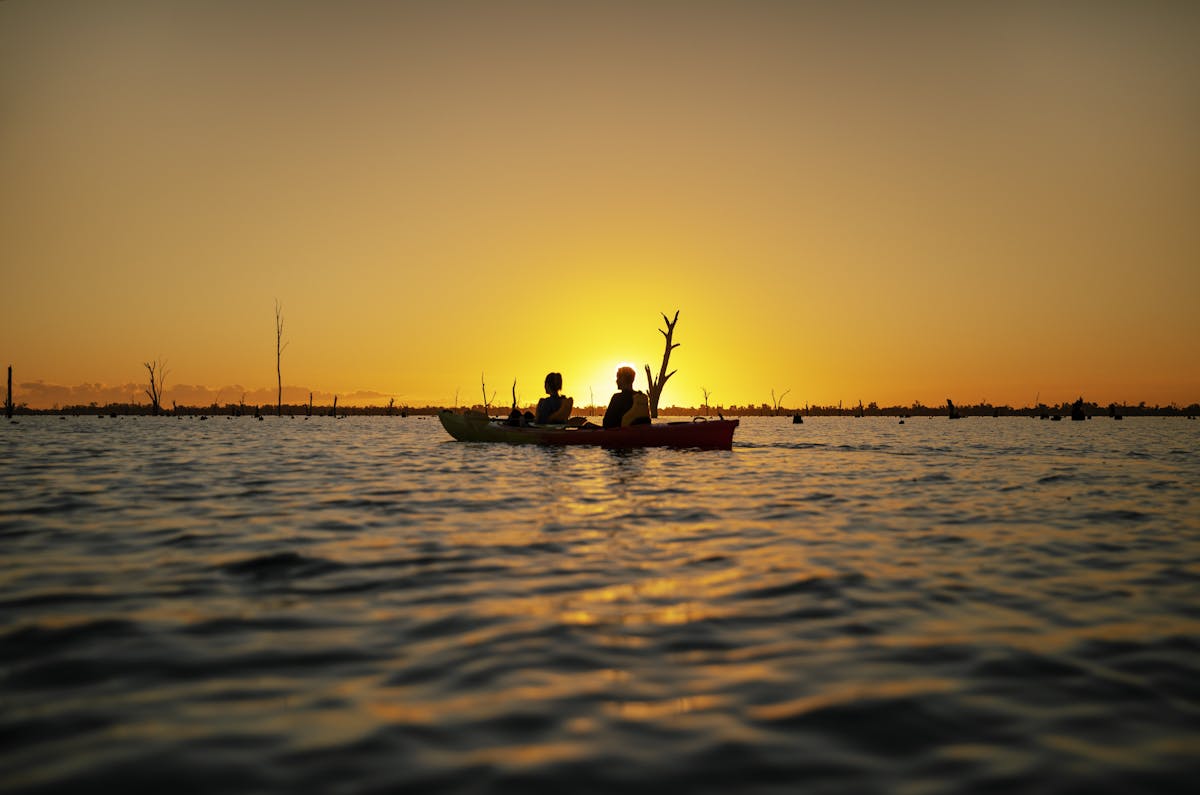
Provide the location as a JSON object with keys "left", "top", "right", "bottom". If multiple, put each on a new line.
{"left": 5, "top": 375, "right": 1197, "bottom": 413}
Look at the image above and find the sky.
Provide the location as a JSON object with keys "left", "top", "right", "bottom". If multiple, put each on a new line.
{"left": 2, "top": 0, "right": 1198, "bottom": 410}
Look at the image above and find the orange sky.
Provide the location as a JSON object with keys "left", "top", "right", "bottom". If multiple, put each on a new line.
{"left": 3, "top": 1, "right": 1198, "bottom": 409}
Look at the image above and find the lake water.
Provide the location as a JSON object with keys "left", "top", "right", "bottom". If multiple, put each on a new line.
{"left": 2, "top": 415, "right": 1198, "bottom": 793}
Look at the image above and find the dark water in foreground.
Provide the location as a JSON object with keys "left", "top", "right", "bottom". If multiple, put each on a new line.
{"left": 2, "top": 415, "right": 1198, "bottom": 793}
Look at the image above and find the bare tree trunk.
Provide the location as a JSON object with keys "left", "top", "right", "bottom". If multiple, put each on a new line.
{"left": 143, "top": 359, "right": 168, "bottom": 416}
{"left": 307, "top": 392, "right": 313, "bottom": 417}
{"left": 643, "top": 310, "right": 680, "bottom": 419}
{"left": 771, "top": 388, "right": 791, "bottom": 415}
{"left": 332, "top": 395, "right": 338, "bottom": 417}
{"left": 481, "top": 373, "right": 496, "bottom": 416}
{"left": 275, "top": 300, "right": 288, "bottom": 417}
{"left": 5, "top": 366, "right": 12, "bottom": 419}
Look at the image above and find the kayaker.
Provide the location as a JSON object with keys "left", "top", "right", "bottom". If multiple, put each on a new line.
{"left": 602, "top": 366, "right": 651, "bottom": 428}
{"left": 535, "top": 372, "right": 574, "bottom": 424}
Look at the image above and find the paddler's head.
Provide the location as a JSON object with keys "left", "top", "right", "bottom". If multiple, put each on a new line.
{"left": 544, "top": 372, "right": 562, "bottom": 395}
{"left": 615, "top": 366, "right": 636, "bottom": 392}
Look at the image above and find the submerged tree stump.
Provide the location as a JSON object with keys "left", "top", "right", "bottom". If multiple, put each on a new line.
{"left": 644, "top": 310, "right": 680, "bottom": 419}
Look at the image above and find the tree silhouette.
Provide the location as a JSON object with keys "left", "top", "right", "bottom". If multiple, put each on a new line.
{"left": 143, "top": 358, "right": 168, "bottom": 416}
{"left": 644, "top": 310, "right": 680, "bottom": 419}
{"left": 481, "top": 372, "right": 496, "bottom": 416}
{"left": 770, "top": 388, "right": 791, "bottom": 415}
{"left": 275, "top": 300, "right": 288, "bottom": 417}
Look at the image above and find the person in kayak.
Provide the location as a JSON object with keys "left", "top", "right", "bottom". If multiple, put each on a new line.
{"left": 535, "top": 372, "right": 574, "bottom": 424}
{"left": 602, "top": 366, "right": 651, "bottom": 428}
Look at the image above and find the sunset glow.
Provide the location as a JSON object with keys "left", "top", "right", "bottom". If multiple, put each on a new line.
{"left": 2, "top": 1, "right": 1197, "bottom": 410}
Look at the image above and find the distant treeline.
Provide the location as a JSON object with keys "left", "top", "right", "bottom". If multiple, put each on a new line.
{"left": 13, "top": 399, "right": 1200, "bottom": 418}
{"left": 688, "top": 401, "right": 1200, "bottom": 418}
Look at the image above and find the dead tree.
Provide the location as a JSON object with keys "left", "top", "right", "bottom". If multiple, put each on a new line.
{"left": 5, "top": 366, "right": 13, "bottom": 419}
{"left": 275, "top": 300, "right": 288, "bottom": 416}
{"left": 701, "top": 387, "right": 712, "bottom": 417}
{"left": 643, "top": 310, "right": 680, "bottom": 419}
{"left": 770, "top": 388, "right": 791, "bottom": 416}
{"left": 143, "top": 359, "right": 169, "bottom": 416}
{"left": 481, "top": 372, "right": 496, "bottom": 416}
{"left": 511, "top": 379, "right": 519, "bottom": 411}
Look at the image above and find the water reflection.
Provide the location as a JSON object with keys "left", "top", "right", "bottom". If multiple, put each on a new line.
{"left": 0, "top": 417, "right": 1197, "bottom": 793}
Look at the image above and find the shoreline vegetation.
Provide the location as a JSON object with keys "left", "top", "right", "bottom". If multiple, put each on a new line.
{"left": 7, "top": 400, "right": 1199, "bottom": 419}
{"left": 8, "top": 311, "right": 1195, "bottom": 420}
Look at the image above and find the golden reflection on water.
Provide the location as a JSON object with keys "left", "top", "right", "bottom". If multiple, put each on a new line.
{"left": 467, "top": 740, "right": 590, "bottom": 768}
{"left": 366, "top": 671, "right": 619, "bottom": 726}
{"left": 552, "top": 575, "right": 723, "bottom": 628}
{"left": 604, "top": 694, "right": 725, "bottom": 720}
{"left": 4, "top": 416, "right": 1199, "bottom": 792}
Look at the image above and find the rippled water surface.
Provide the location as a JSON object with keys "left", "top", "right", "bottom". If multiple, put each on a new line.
{"left": 2, "top": 415, "right": 1198, "bottom": 793}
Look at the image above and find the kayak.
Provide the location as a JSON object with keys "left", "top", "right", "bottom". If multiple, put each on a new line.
{"left": 437, "top": 410, "right": 738, "bottom": 449}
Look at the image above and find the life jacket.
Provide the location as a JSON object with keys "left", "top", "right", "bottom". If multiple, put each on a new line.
{"left": 621, "top": 392, "right": 650, "bottom": 426}
{"left": 546, "top": 395, "right": 573, "bottom": 423}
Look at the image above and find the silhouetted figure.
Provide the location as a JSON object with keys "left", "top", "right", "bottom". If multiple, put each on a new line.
{"left": 947, "top": 399, "right": 961, "bottom": 420}
{"left": 536, "top": 372, "right": 574, "bottom": 424}
{"left": 1071, "top": 398, "right": 1086, "bottom": 421}
{"left": 603, "top": 366, "right": 651, "bottom": 429}
{"left": 792, "top": 413, "right": 803, "bottom": 424}
{"left": 503, "top": 408, "right": 535, "bottom": 427}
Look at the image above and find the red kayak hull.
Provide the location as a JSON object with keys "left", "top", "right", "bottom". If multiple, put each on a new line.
{"left": 438, "top": 411, "right": 737, "bottom": 449}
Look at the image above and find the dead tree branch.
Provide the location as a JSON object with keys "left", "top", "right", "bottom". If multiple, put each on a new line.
{"left": 143, "top": 358, "right": 169, "bottom": 416}
{"left": 481, "top": 372, "right": 496, "bottom": 416}
{"left": 275, "top": 300, "right": 288, "bottom": 416}
{"left": 643, "top": 309, "right": 680, "bottom": 419}
{"left": 771, "top": 388, "right": 791, "bottom": 415}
